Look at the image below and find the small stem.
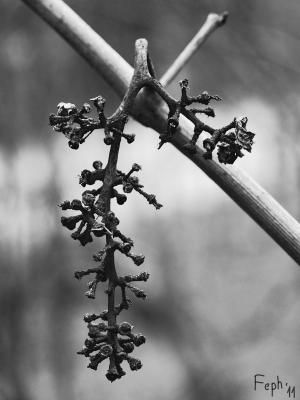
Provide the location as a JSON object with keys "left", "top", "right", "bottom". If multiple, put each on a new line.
{"left": 94, "top": 41, "right": 155, "bottom": 360}
{"left": 160, "top": 12, "right": 228, "bottom": 87}
{"left": 106, "top": 255, "right": 117, "bottom": 325}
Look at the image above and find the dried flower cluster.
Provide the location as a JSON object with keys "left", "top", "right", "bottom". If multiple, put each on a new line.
{"left": 159, "top": 78, "right": 255, "bottom": 163}
{"left": 49, "top": 93, "right": 162, "bottom": 381}
{"left": 49, "top": 38, "right": 254, "bottom": 382}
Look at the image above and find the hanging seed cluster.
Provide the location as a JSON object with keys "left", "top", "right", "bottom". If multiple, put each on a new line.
{"left": 49, "top": 38, "right": 254, "bottom": 382}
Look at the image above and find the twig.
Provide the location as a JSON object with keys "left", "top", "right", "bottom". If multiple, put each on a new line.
{"left": 21, "top": 0, "right": 300, "bottom": 265}
{"left": 160, "top": 12, "right": 228, "bottom": 87}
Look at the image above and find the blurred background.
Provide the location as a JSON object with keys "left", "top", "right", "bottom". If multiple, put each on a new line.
{"left": 1, "top": 0, "right": 300, "bottom": 399}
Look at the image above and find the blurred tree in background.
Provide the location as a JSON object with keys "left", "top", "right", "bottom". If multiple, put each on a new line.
{"left": 0, "top": 1, "right": 299, "bottom": 399}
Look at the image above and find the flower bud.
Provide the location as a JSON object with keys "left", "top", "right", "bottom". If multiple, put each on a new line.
{"left": 202, "top": 107, "right": 215, "bottom": 117}
{"left": 132, "top": 163, "right": 141, "bottom": 172}
{"left": 61, "top": 215, "right": 81, "bottom": 230}
{"left": 57, "top": 102, "right": 77, "bottom": 116}
{"left": 84, "top": 338, "right": 95, "bottom": 348}
{"left": 123, "top": 183, "right": 133, "bottom": 193}
{"left": 88, "top": 322, "right": 100, "bottom": 335}
{"left": 127, "top": 356, "right": 142, "bottom": 371}
{"left": 133, "top": 333, "right": 146, "bottom": 346}
{"left": 121, "top": 342, "right": 134, "bottom": 353}
{"left": 106, "top": 366, "right": 119, "bottom": 382}
{"left": 83, "top": 313, "right": 100, "bottom": 323}
{"left": 217, "top": 142, "right": 238, "bottom": 164}
{"left": 79, "top": 170, "right": 95, "bottom": 186}
{"left": 104, "top": 135, "right": 114, "bottom": 145}
{"left": 59, "top": 200, "right": 71, "bottom": 210}
{"left": 93, "top": 160, "right": 103, "bottom": 170}
{"left": 120, "top": 242, "right": 132, "bottom": 253}
{"left": 68, "top": 141, "right": 79, "bottom": 150}
{"left": 179, "top": 78, "right": 189, "bottom": 89}
{"left": 70, "top": 199, "right": 82, "bottom": 210}
{"left": 90, "top": 96, "right": 106, "bottom": 110}
{"left": 119, "top": 322, "right": 133, "bottom": 335}
{"left": 80, "top": 103, "right": 91, "bottom": 114}
{"left": 77, "top": 346, "right": 90, "bottom": 356}
{"left": 99, "top": 344, "right": 113, "bottom": 357}
{"left": 116, "top": 193, "right": 127, "bottom": 205}
{"left": 124, "top": 134, "right": 135, "bottom": 144}
{"left": 99, "top": 310, "right": 108, "bottom": 321}
{"left": 131, "top": 254, "right": 145, "bottom": 266}
{"left": 82, "top": 192, "right": 95, "bottom": 207}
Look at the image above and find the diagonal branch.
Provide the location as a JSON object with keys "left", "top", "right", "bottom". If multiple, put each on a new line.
{"left": 160, "top": 11, "right": 228, "bottom": 87}
{"left": 21, "top": 0, "right": 300, "bottom": 265}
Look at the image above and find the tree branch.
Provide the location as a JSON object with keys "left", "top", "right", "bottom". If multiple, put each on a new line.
{"left": 21, "top": 0, "right": 300, "bottom": 265}
{"left": 160, "top": 11, "right": 228, "bottom": 87}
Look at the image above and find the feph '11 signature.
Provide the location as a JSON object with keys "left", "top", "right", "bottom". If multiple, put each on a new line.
{"left": 254, "top": 374, "right": 296, "bottom": 398}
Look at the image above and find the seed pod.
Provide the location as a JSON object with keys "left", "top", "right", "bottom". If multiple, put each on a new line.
{"left": 119, "top": 322, "right": 133, "bottom": 335}
{"left": 99, "top": 344, "right": 113, "bottom": 357}
{"left": 121, "top": 342, "right": 134, "bottom": 353}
